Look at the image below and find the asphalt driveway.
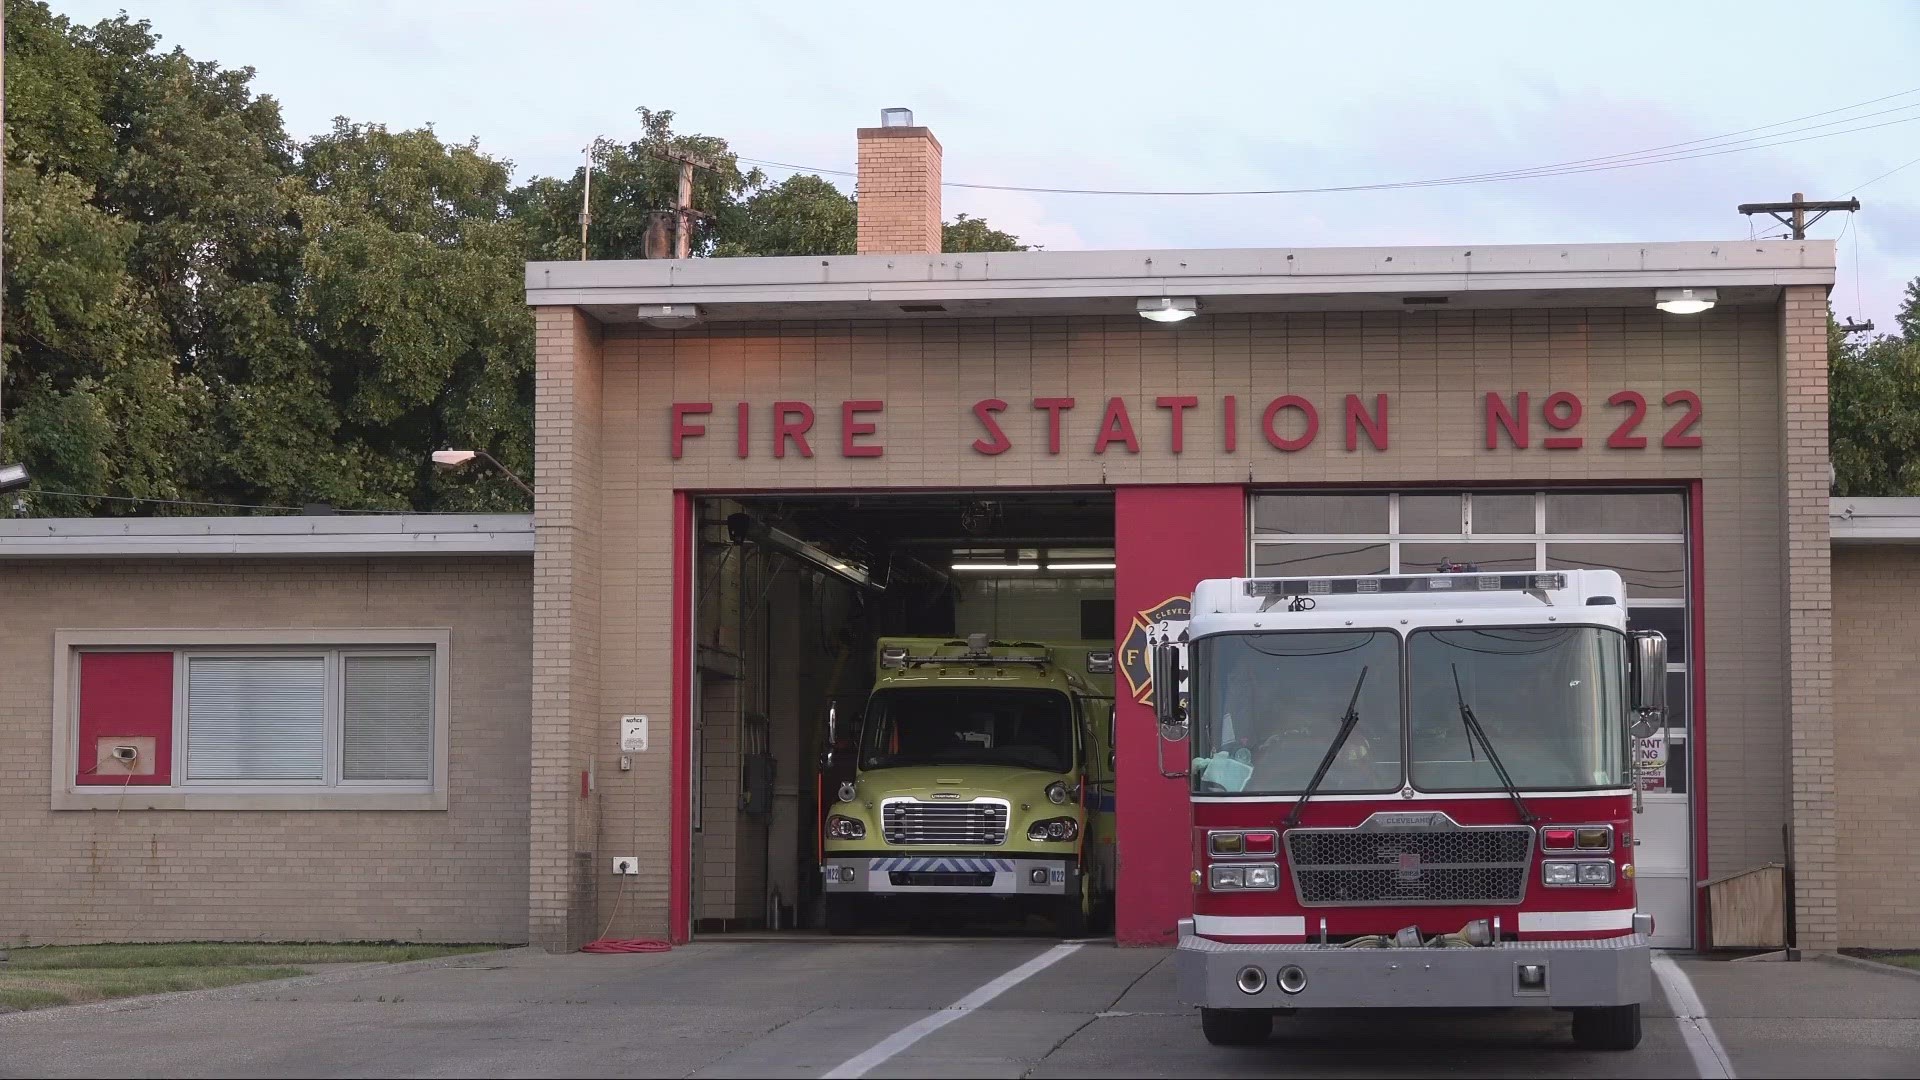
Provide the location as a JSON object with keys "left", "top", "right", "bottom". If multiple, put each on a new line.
{"left": 1, "top": 939, "right": 1915, "bottom": 1078}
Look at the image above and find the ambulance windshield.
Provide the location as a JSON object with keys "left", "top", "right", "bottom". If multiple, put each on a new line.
{"left": 860, "top": 688, "right": 1074, "bottom": 773}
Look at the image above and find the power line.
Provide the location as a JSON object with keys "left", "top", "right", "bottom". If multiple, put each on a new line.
{"left": 1848, "top": 151, "right": 1920, "bottom": 193}
{"left": 738, "top": 87, "right": 1920, "bottom": 197}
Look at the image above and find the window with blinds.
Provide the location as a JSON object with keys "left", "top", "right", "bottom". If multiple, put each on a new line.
{"left": 170, "top": 650, "right": 435, "bottom": 787}
{"left": 343, "top": 655, "right": 433, "bottom": 781}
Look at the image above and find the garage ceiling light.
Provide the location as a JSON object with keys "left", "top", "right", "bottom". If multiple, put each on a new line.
{"left": 1654, "top": 287, "right": 1716, "bottom": 315}
{"left": 1137, "top": 297, "right": 1199, "bottom": 323}
{"left": 637, "top": 303, "right": 703, "bottom": 329}
{"left": 1048, "top": 562, "right": 1116, "bottom": 571}
{"left": 952, "top": 562, "right": 1040, "bottom": 572}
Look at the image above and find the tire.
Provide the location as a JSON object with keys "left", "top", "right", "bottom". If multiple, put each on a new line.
{"left": 1571, "top": 1002, "right": 1642, "bottom": 1050}
{"left": 824, "top": 894, "right": 862, "bottom": 934}
{"left": 1200, "top": 1008, "right": 1273, "bottom": 1046}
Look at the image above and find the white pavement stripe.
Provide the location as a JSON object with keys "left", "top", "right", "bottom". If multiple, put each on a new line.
{"left": 821, "top": 943, "right": 1082, "bottom": 1079}
{"left": 1653, "top": 953, "right": 1736, "bottom": 1079}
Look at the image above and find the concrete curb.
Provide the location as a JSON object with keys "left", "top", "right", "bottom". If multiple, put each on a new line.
{"left": 1819, "top": 951, "right": 1920, "bottom": 983}
{"left": 0, "top": 946, "right": 533, "bottom": 1025}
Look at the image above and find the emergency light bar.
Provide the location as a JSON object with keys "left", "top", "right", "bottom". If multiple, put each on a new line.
{"left": 1245, "top": 572, "right": 1568, "bottom": 598}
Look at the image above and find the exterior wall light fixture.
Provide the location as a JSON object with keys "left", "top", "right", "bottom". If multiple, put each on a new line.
{"left": 1137, "top": 297, "right": 1200, "bottom": 323}
{"left": 1654, "top": 288, "right": 1716, "bottom": 315}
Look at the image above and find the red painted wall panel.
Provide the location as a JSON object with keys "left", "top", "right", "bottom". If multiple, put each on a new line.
{"left": 76, "top": 652, "right": 174, "bottom": 785}
{"left": 1114, "top": 485, "right": 1245, "bottom": 944}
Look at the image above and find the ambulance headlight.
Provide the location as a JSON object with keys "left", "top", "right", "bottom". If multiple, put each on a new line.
{"left": 1045, "top": 782, "right": 1070, "bottom": 805}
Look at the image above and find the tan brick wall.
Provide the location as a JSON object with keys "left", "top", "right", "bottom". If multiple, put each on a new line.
{"left": 530, "top": 307, "right": 605, "bottom": 950}
{"left": 1780, "top": 285, "right": 1836, "bottom": 952}
{"left": 0, "top": 557, "right": 531, "bottom": 945}
{"left": 855, "top": 127, "right": 942, "bottom": 255}
{"left": 1833, "top": 545, "right": 1920, "bottom": 947}
{"left": 555, "top": 303, "right": 1796, "bottom": 941}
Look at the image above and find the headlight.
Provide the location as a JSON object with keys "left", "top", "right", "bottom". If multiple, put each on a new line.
{"left": 1027, "top": 816, "right": 1079, "bottom": 842}
{"left": 1577, "top": 862, "right": 1615, "bottom": 885}
{"left": 827, "top": 814, "right": 866, "bottom": 840}
{"left": 1210, "top": 863, "right": 1280, "bottom": 891}
{"left": 1542, "top": 861, "right": 1579, "bottom": 885}
{"left": 837, "top": 781, "right": 858, "bottom": 803}
{"left": 1045, "top": 781, "right": 1070, "bottom": 805}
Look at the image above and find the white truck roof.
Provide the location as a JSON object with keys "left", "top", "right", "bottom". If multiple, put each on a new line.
{"left": 1188, "top": 569, "right": 1629, "bottom": 636}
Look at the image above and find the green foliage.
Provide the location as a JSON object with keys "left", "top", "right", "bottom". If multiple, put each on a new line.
{"left": 1831, "top": 283, "right": 1920, "bottom": 496}
{"left": 943, "top": 213, "right": 1028, "bottom": 253}
{"left": 0, "top": 0, "right": 1030, "bottom": 515}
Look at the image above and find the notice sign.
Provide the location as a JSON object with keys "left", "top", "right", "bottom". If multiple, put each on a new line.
{"left": 1633, "top": 731, "right": 1668, "bottom": 791}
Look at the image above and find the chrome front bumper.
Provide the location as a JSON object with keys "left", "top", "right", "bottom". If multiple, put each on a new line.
{"left": 821, "top": 855, "right": 1072, "bottom": 895}
{"left": 1175, "top": 917, "right": 1651, "bottom": 1010}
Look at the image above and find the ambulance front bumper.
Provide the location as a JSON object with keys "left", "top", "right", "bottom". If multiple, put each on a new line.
{"left": 820, "top": 855, "right": 1072, "bottom": 895}
{"left": 1175, "top": 916, "right": 1652, "bottom": 1009}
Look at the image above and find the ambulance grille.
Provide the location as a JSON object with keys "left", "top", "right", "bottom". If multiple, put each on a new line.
{"left": 882, "top": 800, "right": 1009, "bottom": 846}
{"left": 1285, "top": 824, "right": 1533, "bottom": 906}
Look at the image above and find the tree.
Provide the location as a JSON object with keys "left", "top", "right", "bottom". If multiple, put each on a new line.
{"left": 0, "top": 0, "right": 1028, "bottom": 515}
{"left": 1831, "top": 280, "right": 1920, "bottom": 496}
{"left": 943, "top": 213, "right": 1028, "bottom": 253}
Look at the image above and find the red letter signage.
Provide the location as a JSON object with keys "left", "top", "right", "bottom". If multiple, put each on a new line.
{"left": 971, "top": 399, "right": 1012, "bottom": 455}
{"left": 1345, "top": 393, "right": 1389, "bottom": 452}
{"left": 1095, "top": 397, "right": 1140, "bottom": 454}
{"left": 671, "top": 402, "right": 711, "bottom": 460}
{"left": 1034, "top": 397, "right": 1075, "bottom": 454}
{"left": 1486, "top": 392, "right": 1529, "bottom": 449}
{"left": 841, "top": 400, "right": 883, "bottom": 458}
{"left": 1156, "top": 396, "right": 1198, "bottom": 454}
{"left": 772, "top": 401, "right": 814, "bottom": 459}
{"left": 1262, "top": 395, "right": 1318, "bottom": 452}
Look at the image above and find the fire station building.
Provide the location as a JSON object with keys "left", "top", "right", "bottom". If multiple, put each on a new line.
{"left": 3, "top": 114, "right": 1916, "bottom": 957}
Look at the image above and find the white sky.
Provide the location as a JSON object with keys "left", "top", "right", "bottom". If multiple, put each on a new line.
{"left": 51, "top": 0, "right": 1920, "bottom": 331}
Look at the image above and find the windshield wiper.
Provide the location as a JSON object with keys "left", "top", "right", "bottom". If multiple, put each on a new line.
{"left": 1283, "top": 667, "right": 1369, "bottom": 831}
{"left": 1451, "top": 664, "right": 1536, "bottom": 825}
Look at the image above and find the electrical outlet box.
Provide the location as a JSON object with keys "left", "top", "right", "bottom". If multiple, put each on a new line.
{"left": 612, "top": 857, "right": 639, "bottom": 876}
{"left": 620, "top": 716, "right": 648, "bottom": 753}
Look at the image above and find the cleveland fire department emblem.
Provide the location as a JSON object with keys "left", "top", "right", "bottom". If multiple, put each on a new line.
{"left": 1119, "top": 595, "right": 1190, "bottom": 707}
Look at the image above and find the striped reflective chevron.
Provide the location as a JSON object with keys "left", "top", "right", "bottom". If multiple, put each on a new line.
{"left": 866, "top": 857, "right": 1016, "bottom": 874}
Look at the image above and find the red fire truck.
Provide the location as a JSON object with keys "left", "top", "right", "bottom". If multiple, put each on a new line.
{"left": 1152, "top": 569, "right": 1666, "bottom": 1050}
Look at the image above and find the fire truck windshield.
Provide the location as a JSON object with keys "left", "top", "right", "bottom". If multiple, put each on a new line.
{"left": 860, "top": 688, "right": 1075, "bottom": 773}
{"left": 1190, "top": 631, "right": 1404, "bottom": 795}
{"left": 1408, "top": 626, "right": 1629, "bottom": 791}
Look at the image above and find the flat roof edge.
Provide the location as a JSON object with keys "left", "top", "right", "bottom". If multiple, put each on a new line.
{"left": 0, "top": 514, "right": 535, "bottom": 559}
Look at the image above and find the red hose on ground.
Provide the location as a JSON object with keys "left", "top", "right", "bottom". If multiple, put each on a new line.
{"left": 580, "top": 938, "right": 672, "bottom": 953}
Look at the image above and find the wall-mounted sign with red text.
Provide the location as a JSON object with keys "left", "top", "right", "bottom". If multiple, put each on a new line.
{"left": 668, "top": 391, "right": 1704, "bottom": 460}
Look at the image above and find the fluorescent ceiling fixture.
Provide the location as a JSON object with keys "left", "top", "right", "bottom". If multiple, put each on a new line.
{"left": 1654, "top": 287, "right": 1716, "bottom": 315}
{"left": 637, "top": 303, "right": 703, "bottom": 329}
{"left": 1137, "top": 297, "right": 1199, "bottom": 323}
{"left": 1048, "top": 562, "right": 1117, "bottom": 570}
{"left": 952, "top": 563, "right": 1041, "bottom": 572}
{"left": 0, "top": 463, "right": 28, "bottom": 492}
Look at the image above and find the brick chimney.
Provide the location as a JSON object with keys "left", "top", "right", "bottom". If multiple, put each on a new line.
{"left": 856, "top": 108, "right": 942, "bottom": 255}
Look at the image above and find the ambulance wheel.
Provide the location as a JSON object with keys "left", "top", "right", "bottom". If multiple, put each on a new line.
{"left": 1200, "top": 1007, "right": 1273, "bottom": 1046}
{"left": 824, "top": 895, "right": 863, "bottom": 934}
{"left": 1571, "top": 1002, "right": 1642, "bottom": 1050}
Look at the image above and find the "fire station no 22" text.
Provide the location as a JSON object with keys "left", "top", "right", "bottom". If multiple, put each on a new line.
{"left": 667, "top": 391, "right": 1704, "bottom": 459}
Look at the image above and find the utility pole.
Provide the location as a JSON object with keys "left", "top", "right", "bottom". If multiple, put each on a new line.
{"left": 1841, "top": 319, "right": 1875, "bottom": 336}
{"left": 578, "top": 139, "right": 603, "bottom": 261}
{"left": 1737, "top": 192, "right": 1860, "bottom": 240}
{"left": 655, "top": 150, "right": 718, "bottom": 259}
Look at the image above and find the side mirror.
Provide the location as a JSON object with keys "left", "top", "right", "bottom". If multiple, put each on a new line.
{"left": 1629, "top": 631, "right": 1667, "bottom": 737}
{"left": 1151, "top": 644, "right": 1188, "bottom": 742}
{"left": 821, "top": 700, "right": 842, "bottom": 770}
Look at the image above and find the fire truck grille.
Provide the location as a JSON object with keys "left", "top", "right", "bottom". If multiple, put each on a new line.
{"left": 882, "top": 801, "right": 1009, "bottom": 846}
{"left": 1285, "top": 826, "right": 1533, "bottom": 906}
